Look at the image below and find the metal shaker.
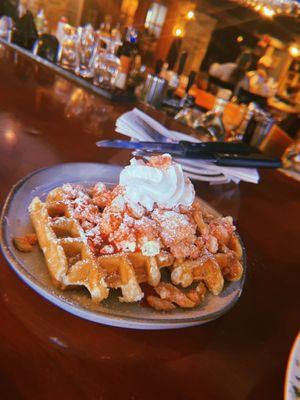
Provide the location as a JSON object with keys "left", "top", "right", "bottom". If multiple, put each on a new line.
{"left": 141, "top": 73, "right": 167, "bottom": 108}
{"left": 250, "top": 105, "right": 274, "bottom": 147}
{"left": 241, "top": 103, "right": 274, "bottom": 147}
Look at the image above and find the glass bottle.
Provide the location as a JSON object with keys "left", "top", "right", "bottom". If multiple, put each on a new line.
{"left": 58, "top": 25, "right": 78, "bottom": 71}
{"left": 93, "top": 36, "right": 122, "bottom": 88}
{"left": 0, "top": 16, "right": 13, "bottom": 41}
{"left": 35, "top": 9, "right": 45, "bottom": 34}
{"left": 193, "top": 88, "right": 232, "bottom": 141}
{"left": 126, "top": 55, "right": 146, "bottom": 94}
{"left": 56, "top": 16, "right": 68, "bottom": 43}
{"left": 118, "top": 26, "right": 138, "bottom": 75}
{"left": 230, "top": 103, "right": 256, "bottom": 143}
{"left": 75, "top": 25, "right": 96, "bottom": 78}
{"left": 111, "top": 23, "right": 122, "bottom": 41}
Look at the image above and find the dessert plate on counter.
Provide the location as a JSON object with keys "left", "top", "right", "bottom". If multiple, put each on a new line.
{"left": 285, "top": 333, "right": 300, "bottom": 400}
{"left": 0, "top": 163, "right": 247, "bottom": 330}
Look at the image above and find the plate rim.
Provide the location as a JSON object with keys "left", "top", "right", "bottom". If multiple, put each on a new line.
{"left": 0, "top": 162, "right": 247, "bottom": 328}
{"left": 284, "top": 332, "right": 300, "bottom": 400}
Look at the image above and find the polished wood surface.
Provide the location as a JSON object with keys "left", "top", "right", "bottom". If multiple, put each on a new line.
{"left": 0, "top": 47, "right": 299, "bottom": 400}
{"left": 268, "top": 97, "right": 300, "bottom": 115}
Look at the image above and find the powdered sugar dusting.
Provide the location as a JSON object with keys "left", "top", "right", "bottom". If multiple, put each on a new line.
{"left": 52, "top": 156, "right": 236, "bottom": 262}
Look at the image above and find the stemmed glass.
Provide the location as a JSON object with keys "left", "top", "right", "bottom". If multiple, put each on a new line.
{"left": 75, "top": 25, "right": 96, "bottom": 78}
{"left": 93, "top": 36, "right": 122, "bottom": 89}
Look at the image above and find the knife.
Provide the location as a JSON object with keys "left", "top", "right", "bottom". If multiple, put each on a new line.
{"left": 214, "top": 153, "right": 281, "bottom": 168}
{"left": 96, "top": 140, "right": 256, "bottom": 156}
{"left": 131, "top": 149, "right": 281, "bottom": 168}
{"left": 96, "top": 140, "right": 281, "bottom": 168}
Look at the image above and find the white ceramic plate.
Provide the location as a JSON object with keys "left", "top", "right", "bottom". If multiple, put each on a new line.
{"left": 285, "top": 333, "right": 300, "bottom": 400}
{"left": 0, "top": 163, "right": 246, "bottom": 329}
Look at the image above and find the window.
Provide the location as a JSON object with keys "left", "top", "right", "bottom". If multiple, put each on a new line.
{"left": 145, "top": 3, "right": 167, "bottom": 38}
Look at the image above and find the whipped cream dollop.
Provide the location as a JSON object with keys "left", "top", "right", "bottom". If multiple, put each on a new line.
{"left": 119, "top": 154, "right": 195, "bottom": 211}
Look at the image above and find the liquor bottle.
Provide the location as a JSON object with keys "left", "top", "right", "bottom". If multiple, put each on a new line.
{"left": 116, "top": 27, "right": 139, "bottom": 89}
{"left": 118, "top": 26, "right": 138, "bottom": 68}
{"left": 163, "top": 70, "right": 196, "bottom": 114}
{"left": 126, "top": 54, "right": 147, "bottom": 94}
{"left": 194, "top": 88, "right": 232, "bottom": 140}
{"left": 166, "top": 37, "right": 181, "bottom": 70}
{"left": 179, "top": 70, "right": 196, "bottom": 107}
{"left": 177, "top": 50, "right": 188, "bottom": 76}
{"left": 159, "top": 62, "right": 169, "bottom": 80}
{"left": 99, "top": 22, "right": 105, "bottom": 35}
{"left": 167, "top": 50, "right": 188, "bottom": 95}
{"left": 104, "top": 21, "right": 111, "bottom": 34}
{"left": 111, "top": 23, "right": 122, "bottom": 41}
{"left": 231, "top": 103, "right": 256, "bottom": 143}
{"left": 98, "top": 21, "right": 110, "bottom": 40}
{"left": 12, "top": 7, "right": 38, "bottom": 50}
{"left": 35, "top": 9, "right": 45, "bottom": 34}
{"left": 56, "top": 16, "right": 68, "bottom": 43}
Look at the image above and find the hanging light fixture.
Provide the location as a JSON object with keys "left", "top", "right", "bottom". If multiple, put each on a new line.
{"left": 173, "top": 26, "right": 185, "bottom": 37}
{"left": 289, "top": 44, "right": 300, "bottom": 57}
{"left": 230, "top": 0, "right": 300, "bottom": 17}
{"left": 262, "top": 6, "right": 276, "bottom": 16}
{"left": 186, "top": 10, "right": 195, "bottom": 20}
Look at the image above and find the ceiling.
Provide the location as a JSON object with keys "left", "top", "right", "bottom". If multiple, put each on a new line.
{"left": 195, "top": 0, "right": 300, "bottom": 43}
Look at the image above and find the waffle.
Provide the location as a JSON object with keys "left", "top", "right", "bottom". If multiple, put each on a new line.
{"left": 29, "top": 188, "right": 173, "bottom": 303}
{"left": 29, "top": 196, "right": 109, "bottom": 302}
{"left": 27, "top": 178, "right": 244, "bottom": 310}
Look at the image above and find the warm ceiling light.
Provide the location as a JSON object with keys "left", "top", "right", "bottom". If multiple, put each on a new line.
{"left": 174, "top": 27, "right": 184, "bottom": 37}
{"left": 289, "top": 45, "right": 300, "bottom": 58}
{"left": 237, "top": 35, "right": 244, "bottom": 43}
{"left": 230, "top": 0, "right": 300, "bottom": 17}
{"left": 4, "top": 129, "right": 17, "bottom": 145}
{"left": 262, "top": 6, "right": 275, "bottom": 17}
{"left": 186, "top": 10, "right": 195, "bottom": 20}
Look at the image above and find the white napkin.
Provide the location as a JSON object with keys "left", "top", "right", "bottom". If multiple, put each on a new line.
{"left": 116, "top": 108, "right": 260, "bottom": 184}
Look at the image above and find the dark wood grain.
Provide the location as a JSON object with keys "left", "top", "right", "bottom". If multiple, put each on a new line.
{"left": 0, "top": 46, "right": 299, "bottom": 400}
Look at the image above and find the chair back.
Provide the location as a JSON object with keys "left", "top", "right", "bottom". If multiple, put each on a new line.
{"left": 209, "top": 76, "right": 234, "bottom": 93}
{"left": 189, "top": 86, "right": 216, "bottom": 110}
{"left": 237, "top": 87, "right": 267, "bottom": 108}
{"left": 259, "top": 124, "right": 293, "bottom": 157}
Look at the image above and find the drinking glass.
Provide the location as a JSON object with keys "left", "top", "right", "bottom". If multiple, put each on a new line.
{"left": 58, "top": 24, "right": 78, "bottom": 71}
{"left": 93, "top": 36, "right": 122, "bottom": 88}
{"left": 0, "top": 16, "right": 13, "bottom": 41}
{"left": 175, "top": 107, "right": 203, "bottom": 128}
{"left": 75, "top": 25, "right": 96, "bottom": 78}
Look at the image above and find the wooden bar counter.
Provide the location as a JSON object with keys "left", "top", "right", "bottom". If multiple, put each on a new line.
{"left": 0, "top": 44, "right": 299, "bottom": 400}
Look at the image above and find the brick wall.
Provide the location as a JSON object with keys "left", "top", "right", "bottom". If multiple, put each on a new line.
{"left": 155, "top": 0, "right": 217, "bottom": 73}
{"left": 27, "top": 0, "right": 124, "bottom": 31}
{"left": 182, "top": 11, "right": 217, "bottom": 73}
{"left": 28, "top": 0, "right": 83, "bottom": 31}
